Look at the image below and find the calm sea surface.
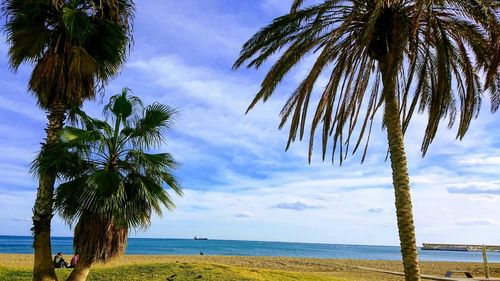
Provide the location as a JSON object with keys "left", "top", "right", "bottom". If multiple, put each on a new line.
{"left": 1, "top": 236, "right": 499, "bottom": 262}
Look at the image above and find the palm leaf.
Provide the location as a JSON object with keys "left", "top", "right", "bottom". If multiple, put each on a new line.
{"left": 52, "top": 91, "right": 182, "bottom": 264}
{"left": 126, "top": 103, "right": 175, "bottom": 148}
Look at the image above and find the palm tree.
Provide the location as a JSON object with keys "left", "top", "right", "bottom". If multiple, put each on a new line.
{"left": 3, "top": 1, "right": 134, "bottom": 280}
{"left": 233, "top": 1, "right": 499, "bottom": 280}
{"left": 34, "top": 89, "right": 182, "bottom": 281}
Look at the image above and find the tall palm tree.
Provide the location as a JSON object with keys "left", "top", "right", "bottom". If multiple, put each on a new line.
{"left": 34, "top": 89, "right": 182, "bottom": 281}
{"left": 3, "top": 1, "right": 134, "bottom": 280}
{"left": 234, "top": 1, "right": 499, "bottom": 280}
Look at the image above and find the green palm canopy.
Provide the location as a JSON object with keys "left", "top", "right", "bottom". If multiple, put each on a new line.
{"left": 234, "top": 1, "right": 499, "bottom": 280}
{"left": 36, "top": 89, "right": 182, "bottom": 265}
{"left": 4, "top": 0, "right": 134, "bottom": 108}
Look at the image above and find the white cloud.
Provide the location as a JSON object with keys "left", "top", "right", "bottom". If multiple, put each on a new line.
{"left": 458, "top": 156, "right": 500, "bottom": 166}
{"left": 0, "top": 146, "right": 38, "bottom": 164}
{"left": 0, "top": 95, "right": 45, "bottom": 122}
{"left": 235, "top": 212, "right": 255, "bottom": 218}
{"left": 368, "top": 208, "right": 383, "bottom": 213}
{"left": 447, "top": 181, "right": 500, "bottom": 195}
{"left": 0, "top": 163, "right": 35, "bottom": 188}
{"left": 0, "top": 190, "right": 37, "bottom": 236}
{"left": 272, "top": 201, "right": 323, "bottom": 211}
{"left": 456, "top": 219, "right": 500, "bottom": 226}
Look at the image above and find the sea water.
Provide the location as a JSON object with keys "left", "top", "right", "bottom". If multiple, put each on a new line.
{"left": 1, "top": 235, "right": 499, "bottom": 262}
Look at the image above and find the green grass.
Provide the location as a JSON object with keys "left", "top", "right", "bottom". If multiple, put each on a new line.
{"left": 0, "top": 263, "right": 345, "bottom": 281}
{"left": 2, "top": 254, "right": 498, "bottom": 281}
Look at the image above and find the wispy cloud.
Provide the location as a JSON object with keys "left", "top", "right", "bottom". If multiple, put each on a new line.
{"left": 456, "top": 219, "right": 500, "bottom": 226}
{"left": 447, "top": 182, "right": 500, "bottom": 195}
{"left": 272, "top": 201, "right": 323, "bottom": 211}
{"left": 235, "top": 212, "right": 254, "bottom": 218}
{"left": 0, "top": 88, "right": 45, "bottom": 122}
{"left": 368, "top": 208, "right": 383, "bottom": 213}
{"left": 458, "top": 156, "right": 500, "bottom": 166}
{"left": 8, "top": 217, "right": 31, "bottom": 222}
{"left": 0, "top": 163, "right": 35, "bottom": 188}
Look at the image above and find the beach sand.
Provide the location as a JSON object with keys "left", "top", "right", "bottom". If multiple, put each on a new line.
{"left": 1, "top": 254, "right": 499, "bottom": 280}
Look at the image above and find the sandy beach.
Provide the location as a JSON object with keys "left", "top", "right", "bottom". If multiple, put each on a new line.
{"left": 1, "top": 254, "right": 499, "bottom": 280}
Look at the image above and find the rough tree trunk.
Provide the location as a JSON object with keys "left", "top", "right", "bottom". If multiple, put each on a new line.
{"left": 33, "top": 102, "right": 66, "bottom": 281}
{"left": 65, "top": 259, "right": 93, "bottom": 281}
{"left": 381, "top": 56, "right": 422, "bottom": 281}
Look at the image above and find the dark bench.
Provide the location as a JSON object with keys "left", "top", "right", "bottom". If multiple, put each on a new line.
{"left": 444, "top": 270, "right": 473, "bottom": 278}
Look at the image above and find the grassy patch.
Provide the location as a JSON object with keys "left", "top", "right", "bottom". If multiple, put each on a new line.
{"left": 1, "top": 254, "right": 498, "bottom": 281}
{"left": 0, "top": 263, "right": 345, "bottom": 281}
{"left": 0, "top": 266, "right": 33, "bottom": 281}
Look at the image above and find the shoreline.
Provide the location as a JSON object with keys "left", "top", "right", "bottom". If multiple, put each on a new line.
{"left": 1, "top": 254, "right": 498, "bottom": 280}
{"left": 3, "top": 236, "right": 499, "bottom": 263}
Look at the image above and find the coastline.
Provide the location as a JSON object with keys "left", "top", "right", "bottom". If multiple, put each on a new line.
{"left": 3, "top": 236, "right": 500, "bottom": 262}
{"left": 1, "top": 254, "right": 498, "bottom": 280}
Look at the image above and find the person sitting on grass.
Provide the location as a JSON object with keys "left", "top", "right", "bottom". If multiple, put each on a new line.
{"left": 53, "top": 252, "right": 67, "bottom": 268}
{"left": 69, "top": 254, "right": 79, "bottom": 268}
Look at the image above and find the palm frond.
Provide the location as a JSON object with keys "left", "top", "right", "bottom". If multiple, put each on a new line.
{"left": 103, "top": 88, "right": 143, "bottom": 121}
{"left": 53, "top": 91, "right": 181, "bottom": 263}
{"left": 290, "top": 0, "right": 305, "bottom": 13}
{"left": 127, "top": 103, "right": 176, "bottom": 149}
{"left": 31, "top": 142, "right": 88, "bottom": 180}
{"left": 235, "top": 0, "right": 499, "bottom": 161}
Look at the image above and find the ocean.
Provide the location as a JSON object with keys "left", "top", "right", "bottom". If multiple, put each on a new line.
{"left": 1, "top": 235, "right": 499, "bottom": 263}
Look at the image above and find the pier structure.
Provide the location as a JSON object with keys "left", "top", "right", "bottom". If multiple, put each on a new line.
{"left": 422, "top": 243, "right": 500, "bottom": 279}
{"left": 422, "top": 243, "right": 500, "bottom": 252}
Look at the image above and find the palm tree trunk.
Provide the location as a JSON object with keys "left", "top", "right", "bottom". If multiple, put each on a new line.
{"left": 33, "top": 102, "right": 66, "bottom": 281}
{"left": 381, "top": 59, "right": 421, "bottom": 281}
{"left": 65, "top": 259, "right": 93, "bottom": 281}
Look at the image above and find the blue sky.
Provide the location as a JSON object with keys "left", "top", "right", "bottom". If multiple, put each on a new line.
{"left": 0, "top": 0, "right": 499, "bottom": 246}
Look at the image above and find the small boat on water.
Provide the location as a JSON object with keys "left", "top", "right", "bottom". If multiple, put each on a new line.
{"left": 194, "top": 236, "right": 208, "bottom": 240}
